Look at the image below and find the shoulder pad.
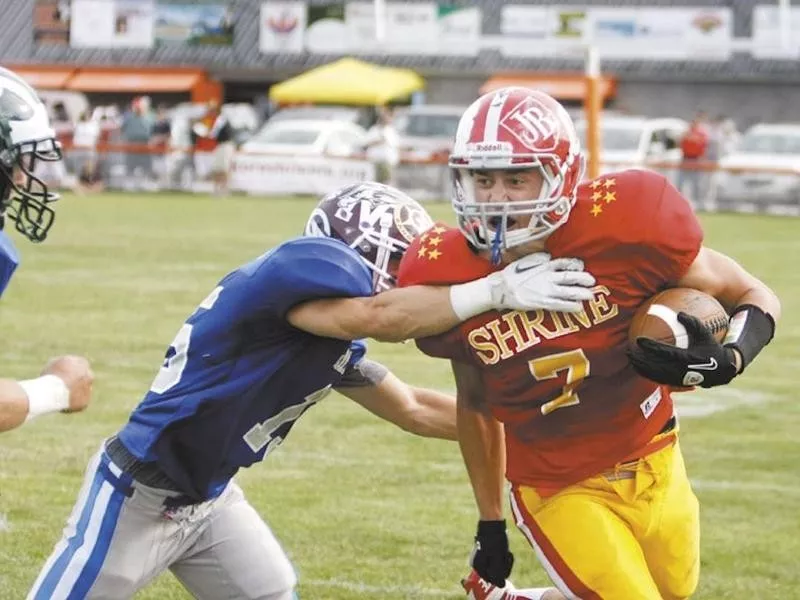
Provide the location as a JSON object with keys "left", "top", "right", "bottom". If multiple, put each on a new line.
{"left": 398, "top": 223, "right": 493, "bottom": 287}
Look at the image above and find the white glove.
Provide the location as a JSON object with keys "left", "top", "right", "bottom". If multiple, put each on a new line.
{"left": 449, "top": 253, "right": 596, "bottom": 320}
{"left": 490, "top": 252, "right": 596, "bottom": 313}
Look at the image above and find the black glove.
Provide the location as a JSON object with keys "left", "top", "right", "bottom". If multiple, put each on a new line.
{"left": 628, "top": 312, "right": 739, "bottom": 388}
{"left": 470, "top": 520, "right": 514, "bottom": 587}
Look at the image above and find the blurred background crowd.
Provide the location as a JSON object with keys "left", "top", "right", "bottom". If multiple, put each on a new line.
{"left": 7, "top": 0, "right": 800, "bottom": 214}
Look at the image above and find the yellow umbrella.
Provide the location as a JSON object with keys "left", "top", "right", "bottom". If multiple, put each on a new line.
{"left": 269, "top": 58, "right": 425, "bottom": 106}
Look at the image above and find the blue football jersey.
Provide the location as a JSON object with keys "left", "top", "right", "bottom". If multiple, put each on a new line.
{"left": 117, "top": 236, "right": 373, "bottom": 500}
{"left": 0, "top": 230, "right": 20, "bottom": 297}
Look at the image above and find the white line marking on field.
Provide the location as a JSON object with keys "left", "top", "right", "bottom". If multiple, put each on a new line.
{"left": 0, "top": 513, "right": 10, "bottom": 533}
{"left": 690, "top": 479, "right": 800, "bottom": 496}
{"left": 674, "top": 388, "right": 775, "bottom": 418}
{"left": 305, "top": 578, "right": 461, "bottom": 597}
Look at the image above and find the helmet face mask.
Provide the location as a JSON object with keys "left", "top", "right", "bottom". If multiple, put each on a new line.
{"left": 0, "top": 67, "right": 62, "bottom": 243}
{"left": 305, "top": 182, "right": 433, "bottom": 293}
{"left": 449, "top": 87, "right": 585, "bottom": 262}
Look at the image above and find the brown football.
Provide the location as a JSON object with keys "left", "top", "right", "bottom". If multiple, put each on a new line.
{"left": 628, "top": 288, "right": 729, "bottom": 349}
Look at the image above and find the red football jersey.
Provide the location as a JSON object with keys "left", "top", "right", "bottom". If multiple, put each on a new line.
{"left": 398, "top": 169, "right": 704, "bottom": 495}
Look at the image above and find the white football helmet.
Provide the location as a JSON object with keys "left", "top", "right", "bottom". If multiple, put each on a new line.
{"left": 450, "top": 87, "right": 585, "bottom": 262}
{"left": 0, "top": 66, "right": 62, "bottom": 242}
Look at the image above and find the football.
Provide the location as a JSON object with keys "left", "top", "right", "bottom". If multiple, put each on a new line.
{"left": 628, "top": 288, "right": 729, "bottom": 349}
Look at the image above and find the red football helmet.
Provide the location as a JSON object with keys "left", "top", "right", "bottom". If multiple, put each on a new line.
{"left": 449, "top": 87, "right": 585, "bottom": 260}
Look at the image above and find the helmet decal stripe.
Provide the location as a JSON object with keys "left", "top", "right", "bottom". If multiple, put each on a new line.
{"left": 482, "top": 89, "right": 508, "bottom": 144}
{"left": 468, "top": 96, "right": 489, "bottom": 145}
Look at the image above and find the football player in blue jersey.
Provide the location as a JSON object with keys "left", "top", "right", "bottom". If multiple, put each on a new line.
{"left": 29, "top": 182, "right": 596, "bottom": 600}
{"left": 0, "top": 66, "right": 94, "bottom": 433}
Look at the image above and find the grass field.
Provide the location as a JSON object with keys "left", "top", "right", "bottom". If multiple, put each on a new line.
{"left": 0, "top": 191, "right": 798, "bottom": 600}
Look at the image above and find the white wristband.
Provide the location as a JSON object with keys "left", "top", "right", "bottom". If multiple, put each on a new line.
{"left": 449, "top": 274, "right": 501, "bottom": 321}
{"left": 20, "top": 375, "right": 70, "bottom": 422}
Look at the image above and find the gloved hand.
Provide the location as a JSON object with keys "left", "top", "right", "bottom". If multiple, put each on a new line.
{"left": 469, "top": 520, "right": 514, "bottom": 588}
{"left": 488, "top": 253, "right": 596, "bottom": 313}
{"left": 628, "top": 312, "right": 739, "bottom": 388}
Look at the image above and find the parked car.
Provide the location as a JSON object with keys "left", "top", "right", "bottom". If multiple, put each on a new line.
{"left": 393, "top": 104, "right": 466, "bottom": 159}
{"left": 716, "top": 123, "right": 800, "bottom": 206}
{"left": 241, "top": 119, "right": 368, "bottom": 157}
{"left": 267, "top": 105, "right": 374, "bottom": 130}
{"left": 575, "top": 116, "right": 688, "bottom": 180}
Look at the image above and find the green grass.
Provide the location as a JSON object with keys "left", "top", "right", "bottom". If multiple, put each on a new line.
{"left": 0, "top": 192, "right": 798, "bottom": 599}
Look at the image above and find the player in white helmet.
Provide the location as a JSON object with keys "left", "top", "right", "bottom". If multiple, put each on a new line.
{"left": 0, "top": 65, "right": 93, "bottom": 433}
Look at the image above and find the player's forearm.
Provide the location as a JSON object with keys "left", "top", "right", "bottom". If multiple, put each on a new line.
{"left": 405, "top": 387, "right": 457, "bottom": 440}
{"left": 457, "top": 401, "right": 506, "bottom": 520}
{"left": 0, "top": 374, "right": 72, "bottom": 432}
{"left": 0, "top": 379, "right": 31, "bottom": 432}
{"left": 730, "top": 286, "right": 781, "bottom": 324}
{"left": 364, "top": 286, "right": 461, "bottom": 342}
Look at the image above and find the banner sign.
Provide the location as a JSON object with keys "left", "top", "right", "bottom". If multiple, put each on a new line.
{"left": 71, "top": 0, "right": 155, "bottom": 48}
{"left": 498, "top": 6, "right": 732, "bottom": 60}
{"left": 155, "top": 0, "right": 235, "bottom": 46}
{"left": 70, "top": 0, "right": 234, "bottom": 47}
{"left": 260, "top": 1, "right": 481, "bottom": 56}
{"left": 230, "top": 154, "right": 376, "bottom": 196}
{"left": 751, "top": 6, "right": 800, "bottom": 59}
{"left": 260, "top": 1, "right": 306, "bottom": 54}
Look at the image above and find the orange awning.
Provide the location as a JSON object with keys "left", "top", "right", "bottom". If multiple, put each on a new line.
{"left": 481, "top": 74, "right": 617, "bottom": 102}
{"left": 66, "top": 71, "right": 202, "bottom": 93}
{"left": 12, "top": 66, "right": 76, "bottom": 90}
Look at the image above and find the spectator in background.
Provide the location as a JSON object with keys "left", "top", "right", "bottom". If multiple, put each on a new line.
{"left": 120, "top": 96, "right": 154, "bottom": 190}
{"left": 73, "top": 157, "right": 105, "bottom": 196}
{"left": 70, "top": 110, "right": 100, "bottom": 181}
{"left": 703, "top": 115, "right": 726, "bottom": 211}
{"left": 196, "top": 100, "right": 235, "bottom": 197}
{"left": 150, "top": 104, "right": 172, "bottom": 188}
{"left": 364, "top": 106, "right": 400, "bottom": 186}
{"left": 677, "top": 112, "right": 709, "bottom": 208}
{"left": 51, "top": 101, "right": 70, "bottom": 124}
{"left": 720, "top": 117, "right": 741, "bottom": 158}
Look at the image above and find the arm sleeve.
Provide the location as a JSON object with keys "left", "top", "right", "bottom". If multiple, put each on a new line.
{"left": 632, "top": 173, "right": 704, "bottom": 290}
{"left": 240, "top": 237, "right": 373, "bottom": 319}
{"left": 336, "top": 358, "right": 389, "bottom": 388}
{"left": 416, "top": 329, "right": 471, "bottom": 362}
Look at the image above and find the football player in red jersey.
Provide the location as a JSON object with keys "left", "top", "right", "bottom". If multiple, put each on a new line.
{"left": 398, "top": 87, "right": 781, "bottom": 600}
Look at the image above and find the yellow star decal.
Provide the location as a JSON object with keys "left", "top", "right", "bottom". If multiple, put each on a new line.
{"left": 417, "top": 246, "right": 428, "bottom": 259}
{"left": 432, "top": 225, "right": 447, "bottom": 234}
{"left": 603, "top": 178, "right": 616, "bottom": 188}
{"left": 591, "top": 190, "right": 603, "bottom": 202}
{"left": 428, "top": 249, "right": 442, "bottom": 260}
{"left": 604, "top": 191, "right": 616, "bottom": 204}
{"left": 590, "top": 179, "right": 603, "bottom": 189}
{"left": 419, "top": 232, "right": 429, "bottom": 242}
{"left": 427, "top": 236, "right": 442, "bottom": 246}
{"left": 590, "top": 204, "right": 603, "bottom": 217}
